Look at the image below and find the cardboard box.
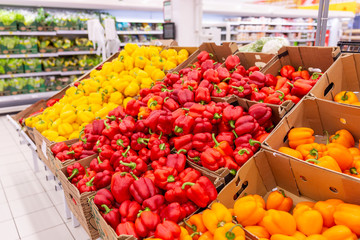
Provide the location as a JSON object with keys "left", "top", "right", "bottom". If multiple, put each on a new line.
{"left": 58, "top": 155, "right": 101, "bottom": 240}
{"left": 257, "top": 46, "right": 340, "bottom": 116}
{"left": 217, "top": 149, "right": 360, "bottom": 239}
{"left": 310, "top": 53, "right": 360, "bottom": 105}
{"left": 263, "top": 97, "right": 360, "bottom": 179}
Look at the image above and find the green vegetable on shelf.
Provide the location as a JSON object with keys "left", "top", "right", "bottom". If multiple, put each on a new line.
{"left": 62, "top": 38, "right": 73, "bottom": 49}
{"left": 1, "top": 36, "right": 19, "bottom": 49}
{"left": 0, "top": 10, "right": 17, "bottom": 25}
{"left": 42, "top": 58, "right": 56, "bottom": 68}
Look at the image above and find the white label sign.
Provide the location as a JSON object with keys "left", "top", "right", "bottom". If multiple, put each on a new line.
{"left": 41, "top": 140, "right": 48, "bottom": 159}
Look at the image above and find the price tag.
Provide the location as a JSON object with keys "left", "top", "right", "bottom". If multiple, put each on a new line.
{"left": 40, "top": 54, "right": 44, "bottom": 57}
{"left": 41, "top": 140, "right": 48, "bottom": 160}
{"left": 24, "top": 54, "right": 28, "bottom": 57}
{"left": 90, "top": 50, "right": 93, "bottom": 54}
{"left": 9, "top": 31, "right": 13, "bottom": 35}
{"left": 81, "top": 71, "right": 84, "bottom": 74}
{"left": 6, "top": 55, "right": 9, "bottom": 58}
{"left": 10, "top": 74, "right": 14, "bottom": 78}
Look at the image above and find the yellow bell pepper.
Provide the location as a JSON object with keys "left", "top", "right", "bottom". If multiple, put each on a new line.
{"left": 334, "top": 91, "right": 358, "bottom": 104}
{"left": 140, "top": 77, "right": 153, "bottom": 89}
{"left": 163, "top": 60, "right": 177, "bottom": 71}
{"left": 58, "top": 123, "right": 73, "bottom": 136}
{"left": 151, "top": 68, "right": 165, "bottom": 81}
{"left": 123, "top": 97, "right": 133, "bottom": 108}
{"left": 60, "top": 109, "right": 76, "bottom": 124}
{"left": 25, "top": 116, "right": 35, "bottom": 128}
{"left": 134, "top": 56, "right": 148, "bottom": 69}
{"left": 180, "top": 227, "right": 192, "bottom": 240}
{"left": 124, "top": 56, "right": 134, "bottom": 71}
{"left": 234, "top": 195, "right": 266, "bottom": 226}
{"left": 89, "top": 104, "right": 102, "bottom": 113}
{"left": 69, "top": 131, "right": 80, "bottom": 140}
{"left": 213, "top": 223, "right": 245, "bottom": 240}
{"left": 89, "top": 92, "right": 103, "bottom": 105}
{"left": 95, "top": 107, "right": 110, "bottom": 119}
{"left": 78, "top": 110, "right": 95, "bottom": 124}
{"left": 144, "top": 64, "right": 156, "bottom": 76}
{"left": 109, "top": 92, "right": 123, "bottom": 105}
{"left": 55, "top": 136, "right": 67, "bottom": 142}
{"left": 34, "top": 120, "right": 48, "bottom": 133}
{"left": 113, "top": 60, "right": 124, "bottom": 73}
{"left": 50, "top": 118, "right": 62, "bottom": 131}
{"left": 124, "top": 82, "right": 139, "bottom": 97}
{"left": 313, "top": 199, "right": 344, "bottom": 228}
{"left": 202, "top": 202, "right": 232, "bottom": 234}
{"left": 41, "top": 130, "right": 59, "bottom": 142}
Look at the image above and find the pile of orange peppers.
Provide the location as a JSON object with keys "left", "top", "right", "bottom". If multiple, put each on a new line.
{"left": 174, "top": 190, "right": 360, "bottom": 240}
{"left": 279, "top": 128, "right": 360, "bottom": 177}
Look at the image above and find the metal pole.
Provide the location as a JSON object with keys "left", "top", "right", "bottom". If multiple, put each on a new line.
{"left": 320, "top": 0, "right": 330, "bottom": 46}
{"left": 315, "top": 0, "right": 325, "bottom": 46}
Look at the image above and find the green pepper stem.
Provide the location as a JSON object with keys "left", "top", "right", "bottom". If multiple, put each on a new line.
{"left": 350, "top": 167, "right": 359, "bottom": 175}
{"left": 79, "top": 127, "right": 87, "bottom": 144}
{"left": 279, "top": 189, "right": 287, "bottom": 198}
{"left": 188, "top": 86, "right": 194, "bottom": 91}
{"left": 232, "top": 130, "right": 238, "bottom": 138}
{"left": 120, "top": 161, "right": 136, "bottom": 170}
{"left": 106, "top": 115, "right": 116, "bottom": 121}
{"left": 286, "top": 82, "right": 294, "bottom": 88}
{"left": 183, "top": 220, "right": 197, "bottom": 232}
{"left": 164, "top": 97, "right": 169, "bottom": 102}
{"left": 249, "top": 139, "right": 261, "bottom": 146}
{"left": 225, "top": 224, "right": 243, "bottom": 240}
{"left": 167, "top": 175, "right": 175, "bottom": 183}
{"left": 104, "top": 120, "right": 110, "bottom": 129}
{"left": 86, "top": 177, "right": 95, "bottom": 187}
{"left": 212, "top": 133, "right": 220, "bottom": 147}
{"left": 342, "top": 91, "right": 349, "bottom": 101}
{"left": 137, "top": 137, "right": 149, "bottom": 145}
{"left": 149, "top": 100, "right": 158, "bottom": 108}
{"left": 309, "top": 148, "right": 319, "bottom": 159}
{"left": 238, "top": 149, "right": 250, "bottom": 155}
{"left": 121, "top": 146, "right": 131, "bottom": 158}
{"left": 231, "top": 85, "right": 244, "bottom": 92}
{"left": 181, "top": 182, "right": 195, "bottom": 189}
{"left": 159, "top": 143, "right": 166, "bottom": 151}
{"left": 222, "top": 77, "right": 231, "bottom": 82}
{"left": 213, "top": 113, "right": 222, "bottom": 120}
{"left": 67, "top": 168, "right": 79, "bottom": 180}
{"left": 158, "top": 132, "right": 163, "bottom": 140}
{"left": 174, "top": 126, "right": 183, "bottom": 133}
{"left": 129, "top": 172, "right": 139, "bottom": 180}
{"left": 229, "top": 169, "right": 237, "bottom": 176}
{"left": 97, "top": 156, "right": 103, "bottom": 164}
{"left": 306, "top": 159, "right": 320, "bottom": 164}
{"left": 229, "top": 120, "right": 235, "bottom": 129}
{"left": 177, "top": 149, "right": 187, "bottom": 154}
{"left": 188, "top": 156, "right": 200, "bottom": 162}
{"left": 67, "top": 150, "right": 75, "bottom": 155}
{"left": 276, "top": 90, "right": 285, "bottom": 100}
{"left": 116, "top": 139, "right": 125, "bottom": 148}
{"left": 101, "top": 204, "right": 111, "bottom": 214}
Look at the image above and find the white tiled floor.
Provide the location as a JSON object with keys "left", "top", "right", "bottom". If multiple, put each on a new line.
{"left": 0, "top": 116, "right": 90, "bottom": 240}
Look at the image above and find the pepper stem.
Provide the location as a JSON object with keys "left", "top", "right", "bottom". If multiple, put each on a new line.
{"left": 212, "top": 133, "right": 220, "bottom": 147}
{"left": 129, "top": 172, "right": 139, "bottom": 180}
{"left": 181, "top": 182, "right": 195, "bottom": 189}
{"left": 350, "top": 167, "right": 359, "bottom": 175}
{"left": 222, "top": 77, "right": 231, "bottom": 82}
{"left": 159, "top": 143, "right": 166, "bottom": 151}
{"left": 67, "top": 150, "right": 75, "bottom": 155}
{"left": 276, "top": 90, "right": 285, "bottom": 100}
{"left": 149, "top": 100, "right": 158, "bottom": 108}
{"left": 231, "top": 85, "right": 244, "bottom": 92}
{"left": 137, "top": 207, "right": 151, "bottom": 218}
{"left": 188, "top": 156, "right": 200, "bottom": 163}
{"left": 67, "top": 168, "right": 79, "bottom": 180}
{"left": 116, "top": 139, "right": 125, "bottom": 148}
{"left": 232, "top": 130, "right": 238, "bottom": 138}
{"left": 167, "top": 175, "right": 175, "bottom": 183}
{"left": 101, "top": 204, "right": 111, "bottom": 214}
{"left": 229, "top": 169, "right": 237, "bottom": 175}
{"left": 86, "top": 177, "right": 95, "bottom": 187}
{"left": 225, "top": 224, "right": 243, "bottom": 240}
{"left": 249, "top": 139, "right": 261, "bottom": 146}
{"left": 164, "top": 97, "right": 169, "bottom": 102}
{"left": 213, "top": 113, "right": 222, "bottom": 120}
{"left": 120, "top": 161, "right": 136, "bottom": 170}
{"left": 137, "top": 137, "right": 149, "bottom": 145}
{"left": 309, "top": 148, "right": 319, "bottom": 159}
{"left": 176, "top": 149, "right": 187, "bottom": 154}
{"left": 229, "top": 120, "right": 235, "bottom": 128}
{"left": 342, "top": 91, "right": 349, "bottom": 101}
{"left": 286, "top": 82, "right": 294, "bottom": 88}
{"left": 238, "top": 149, "right": 250, "bottom": 155}
{"left": 324, "top": 130, "right": 330, "bottom": 144}
{"left": 279, "top": 189, "right": 287, "bottom": 198}
{"left": 97, "top": 156, "right": 103, "bottom": 164}
{"left": 158, "top": 132, "right": 163, "bottom": 140}
{"left": 121, "top": 146, "right": 131, "bottom": 158}
{"left": 106, "top": 115, "right": 116, "bottom": 121}
{"left": 79, "top": 127, "right": 87, "bottom": 144}
{"left": 183, "top": 220, "right": 197, "bottom": 232}
{"left": 174, "top": 126, "right": 183, "bottom": 133}
{"left": 104, "top": 120, "right": 110, "bottom": 129}
{"left": 306, "top": 159, "right": 320, "bottom": 164}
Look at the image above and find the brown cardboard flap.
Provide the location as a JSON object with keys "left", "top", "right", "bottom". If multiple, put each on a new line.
{"left": 235, "top": 52, "right": 274, "bottom": 70}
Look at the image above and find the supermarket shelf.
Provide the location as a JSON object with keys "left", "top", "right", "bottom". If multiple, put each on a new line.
{"left": 119, "top": 42, "right": 150, "bottom": 46}
{"left": 60, "top": 70, "right": 86, "bottom": 76}
{"left": 58, "top": 50, "right": 95, "bottom": 56}
{"left": 56, "top": 30, "right": 88, "bottom": 35}
{"left": 0, "top": 51, "right": 95, "bottom": 59}
{"left": 230, "top": 30, "right": 316, "bottom": 33}
{"left": 116, "top": 19, "right": 164, "bottom": 23}
{"left": 117, "top": 30, "right": 163, "bottom": 35}
{"left": 289, "top": 39, "right": 316, "bottom": 42}
{"left": 236, "top": 40, "right": 253, "bottom": 44}
{"left": 0, "top": 31, "right": 56, "bottom": 36}
{"left": 0, "top": 91, "right": 57, "bottom": 108}
{"left": 0, "top": 71, "right": 61, "bottom": 79}
{"left": 0, "top": 104, "right": 30, "bottom": 114}
{"left": 228, "top": 21, "right": 317, "bottom": 26}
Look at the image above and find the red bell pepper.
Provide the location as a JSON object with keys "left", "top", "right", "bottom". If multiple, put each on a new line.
{"left": 202, "top": 104, "right": 223, "bottom": 124}
{"left": 164, "top": 72, "right": 180, "bottom": 86}
{"left": 177, "top": 89, "right": 194, "bottom": 106}
{"left": 119, "top": 200, "right": 141, "bottom": 223}
{"left": 275, "top": 77, "right": 291, "bottom": 95}
{"left": 166, "top": 149, "right": 187, "bottom": 173}
{"left": 234, "top": 133, "right": 261, "bottom": 152}
{"left": 154, "top": 166, "right": 178, "bottom": 190}
{"left": 111, "top": 134, "right": 130, "bottom": 151}
{"left": 188, "top": 103, "right": 206, "bottom": 118}
{"left": 280, "top": 65, "right": 295, "bottom": 78}
{"left": 145, "top": 110, "right": 173, "bottom": 135}
{"left": 291, "top": 66, "right": 310, "bottom": 80}
{"left": 216, "top": 131, "right": 235, "bottom": 147}
{"left": 67, "top": 162, "right": 85, "bottom": 183}
{"left": 200, "top": 59, "right": 215, "bottom": 73}
{"left": 165, "top": 181, "right": 188, "bottom": 204}
{"left": 182, "top": 176, "right": 218, "bottom": 208}
{"left": 160, "top": 202, "right": 187, "bottom": 223}
{"left": 225, "top": 55, "right": 240, "bottom": 71}
{"left": 101, "top": 205, "right": 120, "bottom": 230}
{"left": 94, "top": 188, "right": 114, "bottom": 211}
{"left": 155, "top": 220, "right": 181, "bottom": 240}
{"left": 46, "top": 98, "right": 59, "bottom": 107}
{"left": 163, "top": 97, "right": 179, "bottom": 112}
{"left": 217, "top": 66, "right": 231, "bottom": 80}
{"left": 188, "top": 150, "right": 201, "bottom": 164}
{"left": 119, "top": 157, "right": 147, "bottom": 177}
{"left": 142, "top": 194, "right": 166, "bottom": 214}
{"left": 150, "top": 139, "right": 170, "bottom": 161}
{"left": 195, "top": 87, "right": 211, "bottom": 104}
{"left": 125, "top": 99, "right": 140, "bottom": 117}
{"left": 234, "top": 115, "right": 260, "bottom": 137}
{"left": 248, "top": 103, "right": 272, "bottom": 126}
{"left": 94, "top": 170, "right": 112, "bottom": 189}
{"left": 179, "top": 67, "right": 191, "bottom": 77}
{"left": 229, "top": 79, "right": 252, "bottom": 98}
{"left": 68, "top": 142, "right": 84, "bottom": 160}
{"left": 197, "top": 51, "right": 212, "bottom": 63}
{"left": 173, "top": 134, "right": 193, "bottom": 152}
{"left": 264, "top": 90, "right": 285, "bottom": 105}
{"left": 99, "top": 145, "right": 114, "bottom": 161}
{"left": 90, "top": 156, "right": 112, "bottom": 172}
{"left": 179, "top": 168, "right": 201, "bottom": 183}
{"left": 310, "top": 72, "right": 323, "bottom": 81}
{"left": 200, "top": 148, "right": 225, "bottom": 171}
{"left": 212, "top": 133, "right": 233, "bottom": 157}
{"left": 290, "top": 79, "right": 313, "bottom": 97}
{"left": 203, "top": 69, "right": 220, "bottom": 84}
{"left": 247, "top": 66, "right": 260, "bottom": 75}
{"left": 248, "top": 71, "right": 266, "bottom": 88}
{"left": 77, "top": 176, "right": 96, "bottom": 193}
{"left": 224, "top": 155, "right": 239, "bottom": 175}
{"left": 138, "top": 107, "right": 151, "bottom": 120}
{"left": 212, "top": 82, "right": 228, "bottom": 97}
{"left": 173, "top": 115, "right": 195, "bottom": 136}
{"left": 102, "top": 120, "right": 120, "bottom": 140}
{"left": 107, "top": 106, "right": 126, "bottom": 120}
{"left": 265, "top": 73, "right": 277, "bottom": 87}
{"left": 119, "top": 116, "right": 136, "bottom": 137}
{"left": 151, "top": 157, "right": 166, "bottom": 170}
{"left": 130, "top": 175, "right": 159, "bottom": 204}
{"left": 138, "top": 148, "right": 151, "bottom": 164}
{"left": 93, "top": 135, "right": 110, "bottom": 152}
{"left": 222, "top": 105, "right": 244, "bottom": 128}
{"left": 51, "top": 142, "right": 69, "bottom": 155}
{"left": 135, "top": 208, "right": 161, "bottom": 238}
{"left": 261, "top": 86, "right": 275, "bottom": 96}
{"left": 182, "top": 202, "right": 198, "bottom": 217}
{"left": 110, "top": 146, "right": 137, "bottom": 169}
{"left": 55, "top": 150, "right": 72, "bottom": 162}
{"left": 148, "top": 132, "right": 167, "bottom": 149}
{"left": 193, "top": 133, "right": 214, "bottom": 152}
{"left": 110, "top": 172, "right": 135, "bottom": 203}
{"left": 250, "top": 89, "right": 267, "bottom": 103}
{"left": 285, "top": 94, "right": 301, "bottom": 104}
{"left": 116, "top": 222, "right": 138, "bottom": 238}
{"left": 192, "top": 117, "right": 212, "bottom": 133}
{"left": 187, "top": 69, "right": 202, "bottom": 82}
{"left": 130, "top": 132, "right": 149, "bottom": 151}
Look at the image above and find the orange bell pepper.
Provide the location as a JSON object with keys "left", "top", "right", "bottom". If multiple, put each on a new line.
{"left": 329, "top": 129, "right": 355, "bottom": 148}
{"left": 313, "top": 199, "right": 344, "bottom": 228}
{"left": 244, "top": 226, "right": 270, "bottom": 239}
{"left": 184, "top": 214, "right": 207, "bottom": 238}
{"left": 260, "top": 209, "right": 296, "bottom": 236}
{"left": 348, "top": 147, "right": 360, "bottom": 156}
{"left": 325, "top": 143, "right": 353, "bottom": 171}
{"left": 288, "top": 128, "right": 315, "bottom": 149}
{"left": 334, "top": 91, "right": 358, "bottom": 104}
{"left": 180, "top": 226, "right": 193, "bottom": 240}
{"left": 322, "top": 225, "right": 358, "bottom": 240}
{"left": 213, "top": 223, "right": 245, "bottom": 240}
{"left": 333, "top": 203, "right": 360, "bottom": 235}
{"left": 293, "top": 201, "right": 315, "bottom": 213}
{"left": 293, "top": 205, "right": 323, "bottom": 236}
{"left": 270, "top": 234, "right": 298, "bottom": 240}
{"left": 296, "top": 143, "right": 326, "bottom": 160}
{"left": 292, "top": 231, "right": 307, "bottom": 240}
{"left": 266, "top": 189, "right": 293, "bottom": 212}
{"left": 202, "top": 202, "right": 232, "bottom": 234}
{"left": 306, "top": 156, "right": 342, "bottom": 173}
{"left": 198, "top": 231, "right": 213, "bottom": 240}
{"left": 305, "top": 234, "right": 327, "bottom": 240}
{"left": 234, "top": 195, "right": 266, "bottom": 226}
{"left": 278, "top": 147, "right": 303, "bottom": 160}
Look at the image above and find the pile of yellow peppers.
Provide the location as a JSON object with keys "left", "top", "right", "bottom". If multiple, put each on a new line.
{"left": 176, "top": 191, "right": 360, "bottom": 240}
{"left": 334, "top": 91, "right": 360, "bottom": 106}
{"left": 279, "top": 128, "right": 360, "bottom": 178}
{"left": 25, "top": 43, "right": 189, "bottom": 142}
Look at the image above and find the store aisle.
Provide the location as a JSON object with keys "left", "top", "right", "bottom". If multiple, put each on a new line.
{"left": 0, "top": 116, "right": 90, "bottom": 240}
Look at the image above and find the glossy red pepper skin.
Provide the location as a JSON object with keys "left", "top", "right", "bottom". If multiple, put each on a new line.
{"left": 222, "top": 105, "right": 244, "bottom": 129}
{"left": 146, "top": 110, "right": 173, "bottom": 135}
{"left": 68, "top": 142, "right": 84, "bottom": 160}
{"left": 101, "top": 205, "right": 120, "bottom": 230}
{"left": 285, "top": 94, "right": 301, "bottom": 104}
{"left": 229, "top": 79, "right": 252, "bottom": 98}
{"left": 212, "top": 82, "right": 228, "bottom": 97}
{"left": 212, "top": 133, "right": 233, "bottom": 157}
{"left": 119, "top": 116, "right": 136, "bottom": 137}
{"left": 173, "top": 134, "right": 193, "bottom": 152}
{"left": 94, "top": 170, "right": 112, "bottom": 189}
{"left": 173, "top": 115, "right": 195, "bottom": 136}
{"left": 66, "top": 162, "right": 85, "bottom": 183}
{"left": 125, "top": 99, "right": 140, "bottom": 117}
{"left": 177, "top": 89, "right": 194, "bottom": 106}
{"left": 217, "top": 66, "right": 231, "bottom": 80}
{"left": 234, "top": 147, "right": 253, "bottom": 166}
{"left": 107, "top": 106, "right": 126, "bottom": 120}
{"left": 182, "top": 176, "right": 218, "bottom": 208}
{"left": 248, "top": 71, "right": 266, "bottom": 88}
{"left": 193, "top": 133, "right": 214, "bottom": 152}
{"left": 160, "top": 202, "right": 187, "bottom": 223}
{"left": 188, "top": 103, "right": 206, "bottom": 118}
{"left": 202, "top": 104, "right": 223, "bottom": 124}
{"left": 280, "top": 65, "right": 295, "bottom": 78}
{"left": 155, "top": 220, "right": 181, "bottom": 240}
{"left": 151, "top": 157, "right": 167, "bottom": 170}
{"left": 235, "top": 133, "right": 261, "bottom": 152}
{"left": 291, "top": 66, "right": 310, "bottom": 80}
{"left": 248, "top": 103, "right": 272, "bottom": 126}
{"left": 251, "top": 89, "right": 267, "bottom": 103}
{"left": 166, "top": 149, "right": 187, "bottom": 173}
{"left": 111, "top": 134, "right": 129, "bottom": 151}
{"left": 261, "top": 86, "right": 275, "bottom": 96}
{"left": 130, "top": 176, "right": 159, "bottom": 204}
{"left": 77, "top": 176, "right": 96, "bottom": 193}
{"left": 234, "top": 115, "right": 259, "bottom": 138}
{"left": 165, "top": 181, "right": 188, "bottom": 204}
{"left": 154, "top": 166, "right": 178, "bottom": 190}
{"left": 188, "top": 150, "right": 201, "bottom": 165}
{"left": 130, "top": 132, "right": 149, "bottom": 151}
{"left": 195, "top": 87, "right": 211, "bottom": 104}
{"left": 163, "top": 97, "right": 179, "bottom": 112}
{"left": 110, "top": 146, "right": 137, "bottom": 169}
{"left": 275, "top": 77, "right": 291, "bottom": 95}
{"left": 102, "top": 120, "right": 120, "bottom": 140}
{"left": 182, "top": 202, "right": 198, "bottom": 217}
{"left": 119, "top": 200, "right": 141, "bottom": 223}
{"left": 197, "top": 50, "right": 212, "bottom": 63}
{"left": 116, "top": 222, "right": 138, "bottom": 238}
{"left": 290, "top": 79, "right": 313, "bottom": 97}
{"left": 90, "top": 156, "right": 112, "bottom": 172}
{"left": 142, "top": 194, "right": 166, "bottom": 214}
{"left": 187, "top": 69, "right": 202, "bottom": 82}
{"left": 135, "top": 209, "right": 161, "bottom": 238}
{"left": 265, "top": 73, "right": 277, "bottom": 87}
{"left": 118, "top": 157, "right": 147, "bottom": 177}
{"left": 224, "top": 155, "right": 239, "bottom": 173}
{"left": 111, "top": 172, "right": 136, "bottom": 203}
{"left": 264, "top": 91, "right": 285, "bottom": 105}
{"left": 192, "top": 117, "right": 213, "bottom": 133}
{"left": 201, "top": 59, "right": 215, "bottom": 73}
{"left": 56, "top": 150, "right": 72, "bottom": 162}
{"left": 51, "top": 142, "right": 69, "bottom": 155}
{"left": 179, "top": 168, "right": 202, "bottom": 183}
{"left": 201, "top": 148, "right": 225, "bottom": 171}
{"left": 150, "top": 140, "right": 170, "bottom": 161}
{"left": 225, "top": 55, "right": 240, "bottom": 70}
{"left": 203, "top": 69, "right": 220, "bottom": 84}
{"left": 216, "top": 131, "right": 235, "bottom": 147}
{"left": 164, "top": 72, "right": 180, "bottom": 86}
{"left": 94, "top": 189, "right": 114, "bottom": 211}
